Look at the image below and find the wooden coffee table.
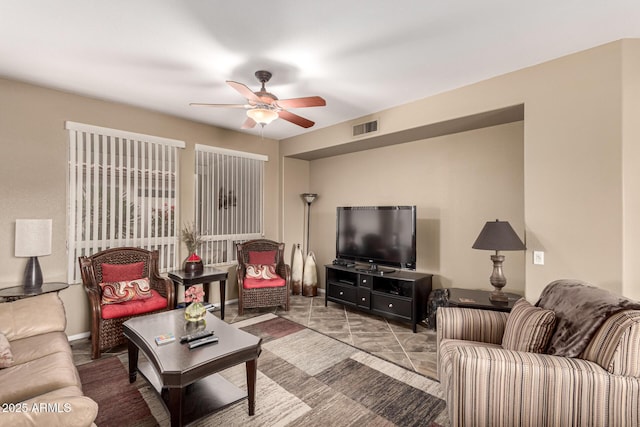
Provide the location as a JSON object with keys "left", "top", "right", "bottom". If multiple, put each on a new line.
{"left": 123, "top": 309, "right": 262, "bottom": 426}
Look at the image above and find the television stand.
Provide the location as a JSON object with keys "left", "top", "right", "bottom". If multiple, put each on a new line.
{"left": 325, "top": 264, "right": 433, "bottom": 332}
{"left": 355, "top": 262, "right": 397, "bottom": 274}
{"left": 355, "top": 265, "right": 396, "bottom": 275}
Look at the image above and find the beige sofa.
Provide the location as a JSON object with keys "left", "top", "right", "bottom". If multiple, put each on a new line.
{"left": 438, "top": 281, "right": 640, "bottom": 427}
{"left": 0, "top": 293, "right": 98, "bottom": 426}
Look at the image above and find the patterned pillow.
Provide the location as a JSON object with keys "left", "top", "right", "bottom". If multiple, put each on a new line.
{"left": 502, "top": 298, "right": 556, "bottom": 353}
{"left": 0, "top": 332, "right": 13, "bottom": 369}
{"left": 245, "top": 264, "right": 278, "bottom": 280}
{"left": 101, "top": 262, "right": 145, "bottom": 282}
{"left": 100, "top": 277, "right": 153, "bottom": 305}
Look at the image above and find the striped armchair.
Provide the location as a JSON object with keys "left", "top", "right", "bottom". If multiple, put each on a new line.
{"left": 437, "top": 289, "right": 640, "bottom": 426}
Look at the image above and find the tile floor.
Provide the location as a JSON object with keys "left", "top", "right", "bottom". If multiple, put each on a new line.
{"left": 71, "top": 294, "right": 439, "bottom": 380}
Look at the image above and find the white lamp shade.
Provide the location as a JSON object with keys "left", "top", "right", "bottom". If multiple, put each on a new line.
{"left": 15, "top": 219, "right": 52, "bottom": 257}
{"left": 302, "top": 193, "right": 318, "bottom": 204}
{"left": 246, "top": 108, "right": 279, "bottom": 125}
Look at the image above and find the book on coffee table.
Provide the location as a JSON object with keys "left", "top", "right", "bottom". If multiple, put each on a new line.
{"left": 154, "top": 332, "right": 176, "bottom": 345}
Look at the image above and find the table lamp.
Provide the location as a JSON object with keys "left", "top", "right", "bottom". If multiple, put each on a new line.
{"left": 15, "top": 219, "right": 52, "bottom": 290}
{"left": 472, "top": 219, "right": 525, "bottom": 302}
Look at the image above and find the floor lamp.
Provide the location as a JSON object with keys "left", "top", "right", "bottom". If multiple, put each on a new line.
{"left": 301, "top": 193, "right": 318, "bottom": 297}
{"left": 301, "top": 193, "right": 317, "bottom": 254}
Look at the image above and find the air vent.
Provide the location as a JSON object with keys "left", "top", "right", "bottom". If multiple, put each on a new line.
{"left": 352, "top": 119, "right": 378, "bottom": 137}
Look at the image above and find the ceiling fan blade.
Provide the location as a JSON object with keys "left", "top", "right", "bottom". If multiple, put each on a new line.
{"left": 241, "top": 117, "right": 257, "bottom": 129}
{"left": 276, "top": 96, "right": 326, "bottom": 109}
{"left": 278, "top": 110, "right": 315, "bottom": 128}
{"left": 190, "top": 103, "right": 249, "bottom": 108}
{"left": 227, "top": 81, "right": 261, "bottom": 103}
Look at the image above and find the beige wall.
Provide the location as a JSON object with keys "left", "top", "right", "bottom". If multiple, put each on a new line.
{"left": 282, "top": 39, "right": 640, "bottom": 301}
{"left": 3, "top": 38, "right": 639, "bottom": 337}
{"left": 0, "top": 77, "right": 281, "bottom": 336}
{"left": 281, "top": 157, "right": 309, "bottom": 264}
{"left": 306, "top": 122, "right": 525, "bottom": 293}
{"left": 622, "top": 39, "right": 640, "bottom": 301}
{"left": 521, "top": 41, "right": 623, "bottom": 299}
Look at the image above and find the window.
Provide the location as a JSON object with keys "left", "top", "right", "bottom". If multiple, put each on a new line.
{"left": 66, "top": 122, "right": 184, "bottom": 282}
{"left": 195, "top": 144, "right": 267, "bottom": 265}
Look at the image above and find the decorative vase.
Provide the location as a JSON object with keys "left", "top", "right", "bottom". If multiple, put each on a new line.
{"left": 184, "top": 301, "right": 206, "bottom": 322}
{"left": 291, "top": 243, "right": 304, "bottom": 295}
{"left": 183, "top": 253, "right": 203, "bottom": 274}
{"left": 302, "top": 251, "right": 318, "bottom": 297}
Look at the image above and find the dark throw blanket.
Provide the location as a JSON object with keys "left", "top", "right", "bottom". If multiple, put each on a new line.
{"left": 536, "top": 279, "right": 640, "bottom": 357}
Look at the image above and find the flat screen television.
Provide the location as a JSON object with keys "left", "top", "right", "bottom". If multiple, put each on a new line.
{"left": 335, "top": 206, "right": 416, "bottom": 272}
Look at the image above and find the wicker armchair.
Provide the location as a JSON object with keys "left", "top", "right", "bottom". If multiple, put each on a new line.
{"left": 78, "top": 247, "right": 175, "bottom": 359}
{"left": 236, "top": 239, "right": 290, "bottom": 315}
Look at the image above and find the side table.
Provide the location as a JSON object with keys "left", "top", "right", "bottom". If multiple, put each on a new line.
{"left": 0, "top": 282, "right": 69, "bottom": 302}
{"left": 168, "top": 267, "right": 228, "bottom": 320}
{"left": 446, "top": 288, "right": 521, "bottom": 311}
{"left": 426, "top": 287, "right": 521, "bottom": 329}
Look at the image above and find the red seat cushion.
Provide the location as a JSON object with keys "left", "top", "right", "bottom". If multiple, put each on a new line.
{"left": 243, "top": 276, "right": 286, "bottom": 289}
{"left": 101, "top": 289, "right": 167, "bottom": 319}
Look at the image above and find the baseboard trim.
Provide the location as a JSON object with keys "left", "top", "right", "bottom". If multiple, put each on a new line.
{"left": 68, "top": 331, "right": 90, "bottom": 342}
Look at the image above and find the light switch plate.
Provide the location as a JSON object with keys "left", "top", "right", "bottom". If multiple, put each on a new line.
{"left": 533, "top": 251, "right": 545, "bottom": 265}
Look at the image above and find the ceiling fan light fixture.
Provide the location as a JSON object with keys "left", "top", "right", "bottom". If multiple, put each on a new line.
{"left": 247, "top": 107, "right": 279, "bottom": 126}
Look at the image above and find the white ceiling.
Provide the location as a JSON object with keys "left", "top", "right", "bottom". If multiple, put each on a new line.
{"left": 1, "top": 1, "right": 639, "bottom": 140}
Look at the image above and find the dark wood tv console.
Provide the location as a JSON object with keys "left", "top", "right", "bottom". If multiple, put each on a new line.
{"left": 325, "top": 264, "right": 433, "bottom": 332}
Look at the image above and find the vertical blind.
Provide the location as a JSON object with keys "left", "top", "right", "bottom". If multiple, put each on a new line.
{"left": 195, "top": 144, "right": 267, "bottom": 265}
{"left": 66, "top": 121, "right": 185, "bottom": 282}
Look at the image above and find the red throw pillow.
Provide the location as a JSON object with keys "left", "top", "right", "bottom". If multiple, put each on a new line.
{"left": 248, "top": 250, "right": 276, "bottom": 265}
{"left": 99, "top": 277, "right": 152, "bottom": 305}
{"left": 101, "top": 262, "right": 144, "bottom": 282}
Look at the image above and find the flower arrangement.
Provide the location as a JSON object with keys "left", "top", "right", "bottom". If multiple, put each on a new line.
{"left": 181, "top": 222, "right": 203, "bottom": 261}
{"left": 184, "top": 285, "right": 204, "bottom": 303}
{"left": 184, "top": 285, "right": 206, "bottom": 321}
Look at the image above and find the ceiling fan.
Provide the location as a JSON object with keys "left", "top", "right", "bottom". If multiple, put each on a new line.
{"left": 190, "top": 70, "right": 326, "bottom": 129}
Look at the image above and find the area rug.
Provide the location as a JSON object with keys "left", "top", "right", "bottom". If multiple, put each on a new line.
{"left": 79, "top": 314, "right": 448, "bottom": 426}
{"left": 77, "top": 356, "right": 156, "bottom": 427}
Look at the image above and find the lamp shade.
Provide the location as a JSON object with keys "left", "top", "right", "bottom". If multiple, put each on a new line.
{"left": 472, "top": 219, "right": 525, "bottom": 251}
{"left": 15, "top": 219, "right": 52, "bottom": 257}
{"left": 301, "top": 193, "right": 318, "bottom": 204}
{"left": 246, "top": 108, "right": 279, "bottom": 125}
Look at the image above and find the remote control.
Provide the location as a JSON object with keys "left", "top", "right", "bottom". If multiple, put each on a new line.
{"left": 180, "top": 330, "right": 213, "bottom": 343}
{"left": 188, "top": 335, "right": 219, "bottom": 349}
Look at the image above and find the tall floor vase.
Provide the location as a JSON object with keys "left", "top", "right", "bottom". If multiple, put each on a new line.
{"left": 302, "top": 251, "right": 318, "bottom": 297}
{"left": 291, "top": 244, "right": 304, "bottom": 295}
